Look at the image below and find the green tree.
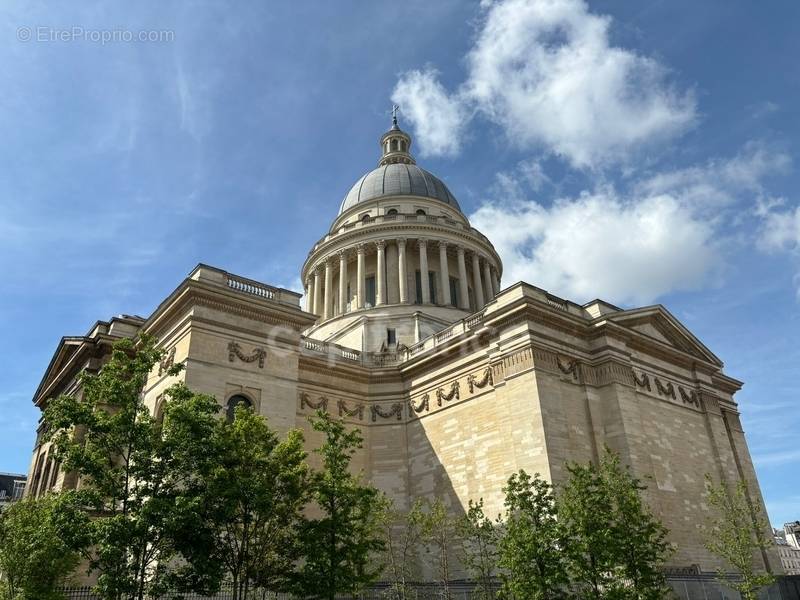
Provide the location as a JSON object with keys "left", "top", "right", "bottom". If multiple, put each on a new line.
{"left": 420, "top": 498, "right": 459, "bottom": 600}
{"left": 457, "top": 499, "right": 499, "bottom": 600}
{"left": 199, "top": 405, "right": 310, "bottom": 600}
{"left": 497, "top": 471, "right": 568, "bottom": 600}
{"left": 560, "top": 451, "right": 672, "bottom": 600}
{"left": 42, "top": 335, "right": 221, "bottom": 600}
{"left": 381, "top": 497, "right": 426, "bottom": 600}
{"left": 297, "top": 411, "right": 386, "bottom": 600}
{"left": 703, "top": 475, "right": 775, "bottom": 600}
{"left": 0, "top": 491, "right": 91, "bottom": 600}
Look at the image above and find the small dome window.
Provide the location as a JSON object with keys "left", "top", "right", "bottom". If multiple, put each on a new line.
{"left": 387, "top": 208, "right": 398, "bottom": 216}
{"left": 361, "top": 214, "right": 372, "bottom": 224}
{"left": 391, "top": 139, "right": 398, "bottom": 152}
{"left": 226, "top": 394, "right": 252, "bottom": 422}
{"left": 416, "top": 209, "right": 426, "bottom": 216}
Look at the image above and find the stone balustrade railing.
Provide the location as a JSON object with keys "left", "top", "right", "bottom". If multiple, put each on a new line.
{"left": 226, "top": 274, "right": 278, "bottom": 299}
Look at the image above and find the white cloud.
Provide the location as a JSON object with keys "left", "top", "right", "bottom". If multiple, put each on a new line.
{"left": 758, "top": 205, "right": 800, "bottom": 253}
{"left": 392, "top": 68, "right": 467, "bottom": 158}
{"left": 393, "top": 0, "right": 695, "bottom": 168}
{"left": 472, "top": 145, "right": 790, "bottom": 305}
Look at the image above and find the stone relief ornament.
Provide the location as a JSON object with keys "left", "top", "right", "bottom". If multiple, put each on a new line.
{"left": 436, "top": 381, "right": 460, "bottom": 407}
{"left": 158, "top": 348, "right": 176, "bottom": 376}
{"left": 228, "top": 341, "right": 267, "bottom": 368}
{"left": 371, "top": 403, "right": 403, "bottom": 422}
{"left": 300, "top": 392, "right": 328, "bottom": 412}
{"left": 655, "top": 378, "right": 676, "bottom": 400}
{"left": 467, "top": 367, "right": 493, "bottom": 393}
{"left": 633, "top": 371, "right": 651, "bottom": 391}
{"left": 337, "top": 400, "right": 364, "bottom": 420}
{"left": 408, "top": 393, "right": 430, "bottom": 415}
{"left": 557, "top": 356, "right": 579, "bottom": 378}
{"left": 679, "top": 387, "right": 699, "bottom": 407}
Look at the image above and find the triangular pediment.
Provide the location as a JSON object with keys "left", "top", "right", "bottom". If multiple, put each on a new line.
{"left": 604, "top": 305, "right": 722, "bottom": 367}
{"left": 32, "top": 337, "right": 88, "bottom": 404}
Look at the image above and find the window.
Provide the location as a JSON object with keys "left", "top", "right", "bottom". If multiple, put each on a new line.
{"left": 416, "top": 209, "right": 426, "bottom": 216}
{"left": 386, "top": 208, "right": 398, "bottom": 216}
{"left": 400, "top": 141, "right": 407, "bottom": 152}
{"left": 387, "top": 328, "right": 396, "bottom": 346}
{"left": 365, "top": 276, "right": 376, "bottom": 307}
{"left": 226, "top": 394, "right": 252, "bottom": 422}
{"left": 361, "top": 214, "right": 371, "bottom": 224}
{"left": 391, "top": 139, "right": 398, "bottom": 151}
{"left": 414, "top": 271, "right": 437, "bottom": 304}
{"left": 449, "top": 277, "right": 459, "bottom": 307}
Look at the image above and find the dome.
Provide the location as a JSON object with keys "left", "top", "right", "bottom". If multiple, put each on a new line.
{"left": 339, "top": 163, "right": 462, "bottom": 215}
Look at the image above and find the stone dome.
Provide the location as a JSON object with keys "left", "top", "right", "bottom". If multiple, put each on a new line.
{"left": 339, "top": 163, "right": 462, "bottom": 215}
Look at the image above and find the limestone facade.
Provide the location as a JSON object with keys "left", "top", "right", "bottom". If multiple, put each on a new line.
{"left": 25, "top": 119, "right": 781, "bottom": 584}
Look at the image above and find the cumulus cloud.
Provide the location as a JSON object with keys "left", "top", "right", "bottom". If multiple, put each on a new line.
{"left": 393, "top": 0, "right": 696, "bottom": 168}
{"left": 471, "top": 145, "right": 790, "bottom": 305}
{"left": 392, "top": 68, "right": 468, "bottom": 158}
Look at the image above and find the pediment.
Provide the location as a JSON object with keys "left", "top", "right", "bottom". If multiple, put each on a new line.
{"left": 605, "top": 306, "right": 722, "bottom": 367}
{"left": 32, "top": 337, "right": 88, "bottom": 404}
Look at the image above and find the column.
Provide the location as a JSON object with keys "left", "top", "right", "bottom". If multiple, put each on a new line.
{"left": 483, "top": 259, "right": 493, "bottom": 302}
{"left": 386, "top": 241, "right": 399, "bottom": 304}
{"left": 305, "top": 278, "right": 313, "bottom": 312}
{"left": 456, "top": 246, "right": 469, "bottom": 310}
{"left": 398, "top": 238, "right": 408, "bottom": 304}
{"left": 356, "top": 244, "right": 365, "bottom": 309}
{"left": 324, "top": 259, "right": 333, "bottom": 320}
{"left": 418, "top": 239, "right": 430, "bottom": 304}
{"left": 492, "top": 267, "right": 501, "bottom": 296}
{"left": 438, "top": 241, "right": 451, "bottom": 306}
{"left": 471, "top": 252, "right": 484, "bottom": 309}
{"left": 376, "top": 240, "right": 386, "bottom": 306}
{"left": 338, "top": 250, "right": 347, "bottom": 315}
{"left": 313, "top": 267, "right": 322, "bottom": 316}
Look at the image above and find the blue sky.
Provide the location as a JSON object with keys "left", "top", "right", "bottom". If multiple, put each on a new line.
{"left": 1, "top": 1, "right": 798, "bottom": 526}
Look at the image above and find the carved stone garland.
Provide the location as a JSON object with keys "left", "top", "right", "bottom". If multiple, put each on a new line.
{"left": 467, "top": 368, "right": 493, "bottom": 393}
{"left": 337, "top": 400, "right": 364, "bottom": 420}
{"left": 655, "top": 378, "right": 676, "bottom": 400}
{"left": 158, "top": 348, "right": 176, "bottom": 376}
{"left": 679, "top": 387, "right": 700, "bottom": 407}
{"left": 408, "top": 393, "right": 430, "bottom": 415}
{"left": 633, "top": 371, "right": 651, "bottom": 391}
{"left": 228, "top": 341, "right": 267, "bottom": 368}
{"left": 371, "top": 403, "right": 403, "bottom": 422}
{"left": 557, "top": 356, "right": 579, "bottom": 379}
{"left": 300, "top": 392, "right": 328, "bottom": 411}
{"left": 436, "top": 381, "right": 460, "bottom": 407}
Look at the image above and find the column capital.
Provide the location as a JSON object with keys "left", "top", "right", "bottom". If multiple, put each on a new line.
{"left": 356, "top": 243, "right": 366, "bottom": 255}
{"left": 397, "top": 237, "right": 407, "bottom": 248}
{"left": 437, "top": 240, "right": 448, "bottom": 250}
{"left": 418, "top": 238, "right": 428, "bottom": 249}
{"left": 338, "top": 249, "right": 348, "bottom": 259}
{"left": 456, "top": 244, "right": 465, "bottom": 256}
{"left": 375, "top": 239, "right": 386, "bottom": 250}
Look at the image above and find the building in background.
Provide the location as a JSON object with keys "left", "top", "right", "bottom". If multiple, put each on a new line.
{"left": 22, "top": 117, "right": 783, "bottom": 596}
{"left": 0, "top": 472, "right": 27, "bottom": 511}
{"left": 776, "top": 524, "right": 800, "bottom": 575}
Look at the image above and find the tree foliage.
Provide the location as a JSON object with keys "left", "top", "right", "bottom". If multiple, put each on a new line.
{"left": 0, "top": 492, "right": 91, "bottom": 600}
{"left": 381, "top": 498, "right": 426, "bottom": 600}
{"left": 703, "top": 475, "right": 775, "bottom": 600}
{"left": 497, "top": 471, "right": 568, "bottom": 600}
{"left": 457, "top": 498, "right": 499, "bottom": 600}
{"left": 42, "top": 335, "right": 222, "bottom": 600}
{"left": 420, "top": 498, "right": 458, "bottom": 600}
{"left": 559, "top": 450, "right": 671, "bottom": 599}
{"left": 297, "top": 411, "right": 386, "bottom": 600}
{"left": 197, "top": 405, "right": 310, "bottom": 600}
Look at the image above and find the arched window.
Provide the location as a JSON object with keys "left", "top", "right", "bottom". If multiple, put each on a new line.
{"left": 416, "top": 209, "right": 426, "bottom": 216}
{"left": 391, "top": 139, "right": 398, "bottom": 151}
{"left": 386, "top": 208, "right": 398, "bottom": 216}
{"left": 361, "top": 214, "right": 371, "bottom": 224}
{"left": 226, "top": 394, "right": 253, "bottom": 421}
{"left": 400, "top": 141, "right": 407, "bottom": 152}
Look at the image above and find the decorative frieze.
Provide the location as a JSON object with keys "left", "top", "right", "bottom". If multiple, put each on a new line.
{"left": 679, "top": 387, "right": 699, "bottom": 407}
{"left": 299, "top": 392, "right": 328, "bottom": 411}
{"left": 467, "top": 367, "right": 493, "bottom": 393}
{"left": 633, "top": 371, "right": 651, "bottom": 391}
{"left": 371, "top": 403, "right": 403, "bottom": 422}
{"left": 557, "top": 356, "right": 579, "bottom": 380}
{"left": 409, "top": 394, "right": 430, "bottom": 416}
{"left": 337, "top": 400, "right": 364, "bottom": 420}
{"left": 655, "top": 378, "right": 676, "bottom": 400}
{"left": 436, "top": 381, "right": 460, "bottom": 407}
{"left": 228, "top": 341, "right": 267, "bottom": 368}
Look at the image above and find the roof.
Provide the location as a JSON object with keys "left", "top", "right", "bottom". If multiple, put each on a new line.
{"left": 339, "top": 163, "right": 462, "bottom": 215}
